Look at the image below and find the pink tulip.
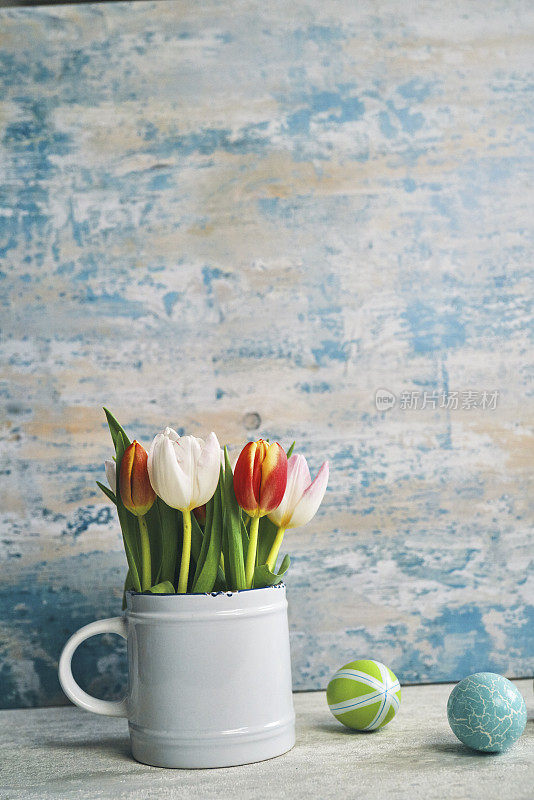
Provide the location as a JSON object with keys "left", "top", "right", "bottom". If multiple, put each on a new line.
{"left": 268, "top": 454, "right": 329, "bottom": 529}
{"left": 266, "top": 454, "right": 328, "bottom": 572}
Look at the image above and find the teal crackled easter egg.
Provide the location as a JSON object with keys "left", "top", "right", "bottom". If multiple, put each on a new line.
{"left": 447, "top": 672, "right": 527, "bottom": 752}
{"left": 327, "top": 659, "right": 401, "bottom": 730}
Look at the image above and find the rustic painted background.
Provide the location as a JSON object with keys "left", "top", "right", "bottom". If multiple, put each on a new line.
{"left": 0, "top": 1, "right": 533, "bottom": 709}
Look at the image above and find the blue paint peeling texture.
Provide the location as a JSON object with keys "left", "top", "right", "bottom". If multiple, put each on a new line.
{"left": 0, "top": 1, "right": 533, "bottom": 708}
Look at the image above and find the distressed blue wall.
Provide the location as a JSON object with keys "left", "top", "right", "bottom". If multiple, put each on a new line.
{"left": 0, "top": 1, "right": 533, "bottom": 708}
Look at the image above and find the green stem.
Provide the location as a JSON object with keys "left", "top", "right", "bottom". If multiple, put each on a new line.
{"left": 245, "top": 515, "right": 260, "bottom": 589}
{"left": 177, "top": 508, "right": 192, "bottom": 594}
{"left": 159, "top": 502, "right": 179, "bottom": 585}
{"left": 266, "top": 526, "right": 286, "bottom": 573}
{"left": 138, "top": 515, "right": 152, "bottom": 591}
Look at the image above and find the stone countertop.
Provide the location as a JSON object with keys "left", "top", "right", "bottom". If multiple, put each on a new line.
{"left": 1, "top": 680, "right": 532, "bottom": 800}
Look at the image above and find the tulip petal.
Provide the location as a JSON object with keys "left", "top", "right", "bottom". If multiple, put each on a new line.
{"left": 234, "top": 441, "right": 261, "bottom": 515}
{"left": 268, "top": 453, "right": 311, "bottom": 528}
{"left": 119, "top": 441, "right": 136, "bottom": 511}
{"left": 170, "top": 437, "right": 194, "bottom": 508}
{"left": 172, "top": 435, "right": 200, "bottom": 488}
{"left": 192, "top": 431, "right": 221, "bottom": 508}
{"left": 258, "top": 442, "right": 288, "bottom": 515}
{"left": 253, "top": 440, "right": 268, "bottom": 504}
{"left": 130, "top": 442, "right": 155, "bottom": 513}
{"left": 286, "top": 461, "right": 329, "bottom": 529}
{"left": 148, "top": 433, "right": 191, "bottom": 510}
{"left": 164, "top": 427, "right": 180, "bottom": 442}
{"left": 105, "top": 459, "right": 116, "bottom": 492}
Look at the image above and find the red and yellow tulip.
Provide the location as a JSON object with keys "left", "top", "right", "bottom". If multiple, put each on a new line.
{"left": 233, "top": 439, "right": 287, "bottom": 518}
{"left": 233, "top": 439, "right": 288, "bottom": 587}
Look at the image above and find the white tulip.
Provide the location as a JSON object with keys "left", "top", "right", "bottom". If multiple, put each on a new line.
{"left": 147, "top": 427, "right": 220, "bottom": 511}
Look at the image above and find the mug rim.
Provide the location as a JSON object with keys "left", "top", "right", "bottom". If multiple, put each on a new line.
{"left": 124, "top": 583, "right": 287, "bottom": 617}
{"left": 126, "top": 583, "right": 285, "bottom": 598}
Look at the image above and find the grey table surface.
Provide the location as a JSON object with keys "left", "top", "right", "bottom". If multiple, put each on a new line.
{"left": 0, "top": 680, "right": 532, "bottom": 800}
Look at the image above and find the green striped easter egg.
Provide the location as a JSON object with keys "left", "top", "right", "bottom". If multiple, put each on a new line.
{"left": 327, "top": 659, "right": 401, "bottom": 730}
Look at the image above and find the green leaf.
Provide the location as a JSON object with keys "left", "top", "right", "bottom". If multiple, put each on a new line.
{"left": 222, "top": 447, "right": 240, "bottom": 513}
{"left": 215, "top": 555, "right": 227, "bottom": 589}
{"left": 190, "top": 509, "right": 205, "bottom": 564}
{"left": 221, "top": 448, "right": 246, "bottom": 590}
{"left": 147, "top": 581, "right": 175, "bottom": 594}
{"left": 286, "top": 441, "right": 296, "bottom": 458}
{"left": 222, "top": 507, "right": 247, "bottom": 590}
{"left": 96, "top": 481, "right": 116, "bottom": 505}
{"left": 187, "top": 510, "right": 206, "bottom": 590}
{"left": 102, "top": 409, "right": 140, "bottom": 591}
{"left": 121, "top": 568, "right": 136, "bottom": 610}
{"left": 221, "top": 510, "right": 231, "bottom": 588}
{"left": 257, "top": 515, "right": 279, "bottom": 568}
{"left": 253, "top": 554, "right": 290, "bottom": 589}
{"left": 240, "top": 515, "right": 249, "bottom": 562}
{"left": 103, "top": 407, "right": 131, "bottom": 454}
{"left": 192, "top": 473, "right": 223, "bottom": 593}
{"left": 157, "top": 499, "right": 181, "bottom": 586}
{"left": 145, "top": 500, "right": 163, "bottom": 586}
{"left": 204, "top": 490, "right": 215, "bottom": 536}
{"left": 192, "top": 478, "right": 218, "bottom": 588}
{"left": 213, "top": 571, "right": 226, "bottom": 592}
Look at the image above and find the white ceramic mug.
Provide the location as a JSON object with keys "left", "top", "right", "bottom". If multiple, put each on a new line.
{"left": 58, "top": 584, "right": 295, "bottom": 768}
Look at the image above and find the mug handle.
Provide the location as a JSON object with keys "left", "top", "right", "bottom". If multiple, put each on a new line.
{"left": 58, "top": 616, "right": 128, "bottom": 717}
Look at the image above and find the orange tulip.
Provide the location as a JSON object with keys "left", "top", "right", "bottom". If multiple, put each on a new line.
{"left": 233, "top": 439, "right": 288, "bottom": 518}
{"left": 119, "top": 440, "right": 156, "bottom": 517}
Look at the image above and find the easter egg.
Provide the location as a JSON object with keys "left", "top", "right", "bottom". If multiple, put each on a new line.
{"left": 327, "top": 659, "right": 401, "bottom": 730}
{"left": 447, "top": 672, "right": 527, "bottom": 752}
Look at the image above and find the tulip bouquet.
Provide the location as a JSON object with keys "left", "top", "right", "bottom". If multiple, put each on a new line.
{"left": 98, "top": 410, "right": 329, "bottom": 599}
